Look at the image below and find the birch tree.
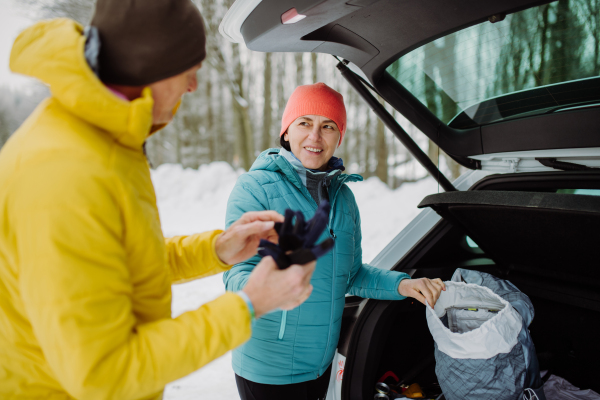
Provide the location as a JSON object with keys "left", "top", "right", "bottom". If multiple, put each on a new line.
{"left": 262, "top": 53, "right": 274, "bottom": 151}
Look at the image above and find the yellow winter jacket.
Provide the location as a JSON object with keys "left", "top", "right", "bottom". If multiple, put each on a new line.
{"left": 0, "top": 19, "right": 251, "bottom": 399}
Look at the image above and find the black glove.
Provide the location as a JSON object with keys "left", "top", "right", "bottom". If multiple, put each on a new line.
{"left": 258, "top": 201, "right": 335, "bottom": 269}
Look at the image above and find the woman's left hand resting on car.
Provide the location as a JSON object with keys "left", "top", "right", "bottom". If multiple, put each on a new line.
{"left": 399, "top": 278, "right": 446, "bottom": 307}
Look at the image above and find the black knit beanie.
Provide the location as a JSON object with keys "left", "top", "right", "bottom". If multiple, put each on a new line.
{"left": 91, "top": 0, "right": 207, "bottom": 86}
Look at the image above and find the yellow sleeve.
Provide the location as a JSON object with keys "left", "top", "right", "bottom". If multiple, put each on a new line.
{"left": 166, "top": 230, "right": 232, "bottom": 285}
{"left": 14, "top": 162, "right": 251, "bottom": 400}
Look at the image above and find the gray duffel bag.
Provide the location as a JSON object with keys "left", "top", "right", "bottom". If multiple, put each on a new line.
{"left": 426, "top": 268, "right": 545, "bottom": 400}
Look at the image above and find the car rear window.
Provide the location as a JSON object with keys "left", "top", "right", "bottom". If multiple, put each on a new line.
{"left": 386, "top": 0, "right": 600, "bottom": 129}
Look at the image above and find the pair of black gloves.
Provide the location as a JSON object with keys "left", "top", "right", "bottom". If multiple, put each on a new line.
{"left": 258, "top": 201, "right": 335, "bottom": 269}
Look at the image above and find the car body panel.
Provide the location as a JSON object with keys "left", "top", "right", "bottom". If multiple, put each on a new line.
{"left": 221, "top": 0, "right": 551, "bottom": 78}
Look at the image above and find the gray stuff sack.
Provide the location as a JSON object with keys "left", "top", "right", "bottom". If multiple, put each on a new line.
{"left": 426, "top": 268, "right": 545, "bottom": 400}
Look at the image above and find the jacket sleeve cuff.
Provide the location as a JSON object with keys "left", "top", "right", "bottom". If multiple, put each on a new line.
{"left": 211, "top": 231, "right": 230, "bottom": 269}
{"left": 395, "top": 273, "right": 411, "bottom": 300}
{"left": 167, "top": 230, "right": 232, "bottom": 284}
{"left": 236, "top": 291, "right": 256, "bottom": 322}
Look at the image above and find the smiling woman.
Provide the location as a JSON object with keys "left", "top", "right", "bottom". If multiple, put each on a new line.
{"left": 284, "top": 115, "right": 340, "bottom": 171}
{"left": 278, "top": 82, "right": 347, "bottom": 166}
{"left": 223, "top": 82, "right": 445, "bottom": 400}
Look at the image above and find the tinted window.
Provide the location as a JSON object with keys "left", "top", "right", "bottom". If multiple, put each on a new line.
{"left": 386, "top": 0, "right": 600, "bottom": 128}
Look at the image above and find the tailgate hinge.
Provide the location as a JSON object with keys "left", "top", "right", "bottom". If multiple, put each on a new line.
{"left": 504, "top": 158, "right": 521, "bottom": 173}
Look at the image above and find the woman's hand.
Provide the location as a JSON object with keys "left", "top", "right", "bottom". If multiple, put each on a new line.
{"left": 215, "top": 211, "right": 284, "bottom": 265}
{"left": 398, "top": 278, "right": 446, "bottom": 307}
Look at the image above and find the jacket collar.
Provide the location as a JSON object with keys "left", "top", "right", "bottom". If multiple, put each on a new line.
{"left": 9, "top": 18, "right": 158, "bottom": 150}
{"left": 250, "top": 148, "right": 363, "bottom": 205}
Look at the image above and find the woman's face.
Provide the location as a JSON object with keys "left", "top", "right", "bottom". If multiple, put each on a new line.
{"left": 284, "top": 115, "right": 341, "bottom": 171}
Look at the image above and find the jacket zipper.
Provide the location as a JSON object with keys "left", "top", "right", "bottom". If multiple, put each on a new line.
{"left": 273, "top": 163, "right": 360, "bottom": 367}
{"left": 278, "top": 310, "right": 287, "bottom": 340}
{"left": 320, "top": 231, "right": 336, "bottom": 371}
{"left": 317, "top": 219, "right": 337, "bottom": 373}
{"left": 317, "top": 175, "right": 357, "bottom": 373}
{"left": 277, "top": 171, "right": 317, "bottom": 341}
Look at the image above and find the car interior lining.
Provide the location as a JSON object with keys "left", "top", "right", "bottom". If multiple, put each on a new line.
{"left": 241, "top": 0, "right": 551, "bottom": 79}
{"left": 470, "top": 171, "right": 600, "bottom": 192}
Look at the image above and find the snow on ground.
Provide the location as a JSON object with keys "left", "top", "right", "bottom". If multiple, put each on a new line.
{"left": 346, "top": 176, "right": 439, "bottom": 262}
{"left": 152, "top": 162, "right": 438, "bottom": 399}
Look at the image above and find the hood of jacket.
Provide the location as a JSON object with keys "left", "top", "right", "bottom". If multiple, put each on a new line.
{"left": 249, "top": 148, "right": 363, "bottom": 206}
{"left": 9, "top": 18, "right": 156, "bottom": 149}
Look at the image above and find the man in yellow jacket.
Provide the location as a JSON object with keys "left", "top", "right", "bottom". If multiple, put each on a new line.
{"left": 0, "top": 1, "right": 316, "bottom": 399}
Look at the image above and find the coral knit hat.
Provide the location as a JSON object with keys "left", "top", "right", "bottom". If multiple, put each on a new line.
{"left": 280, "top": 83, "right": 347, "bottom": 146}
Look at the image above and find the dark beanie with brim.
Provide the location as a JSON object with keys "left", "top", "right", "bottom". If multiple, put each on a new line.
{"left": 91, "top": 0, "right": 206, "bottom": 86}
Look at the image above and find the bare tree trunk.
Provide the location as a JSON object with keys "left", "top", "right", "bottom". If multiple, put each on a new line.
{"left": 20, "top": 0, "right": 94, "bottom": 23}
{"left": 435, "top": 34, "right": 461, "bottom": 180}
{"left": 262, "top": 53, "right": 273, "bottom": 151}
{"left": 362, "top": 110, "right": 372, "bottom": 178}
{"left": 427, "top": 140, "right": 439, "bottom": 167}
{"left": 581, "top": 0, "right": 600, "bottom": 74}
{"left": 348, "top": 90, "right": 361, "bottom": 173}
{"left": 537, "top": 4, "right": 550, "bottom": 84}
{"left": 205, "top": 71, "right": 215, "bottom": 163}
{"left": 198, "top": 0, "right": 255, "bottom": 169}
{"left": 422, "top": 42, "right": 440, "bottom": 168}
{"left": 390, "top": 127, "right": 398, "bottom": 188}
{"left": 374, "top": 97, "right": 388, "bottom": 184}
{"left": 295, "top": 53, "right": 304, "bottom": 87}
{"left": 174, "top": 127, "right": 182, "bottom": 165}
{"left": 443, "top": 152, "right": 460, "bottom": 180}
{"left": 0, "top": 107, "right": 11, "bottom": 149}
{"left": 341, "top": 123, "right": 349, "bottom": 169}
{"left": 276, "top": 53, "right": 286, "bottom": 130}
{"left": 222, "top": 85, "right": 234, "bottom": 165}
{"left": 231, "top": 44, "right": 254, "bottom": 170}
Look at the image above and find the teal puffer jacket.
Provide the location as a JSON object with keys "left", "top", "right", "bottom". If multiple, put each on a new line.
{"left": 224, "top": 148, "right": 410, "bottom": 384}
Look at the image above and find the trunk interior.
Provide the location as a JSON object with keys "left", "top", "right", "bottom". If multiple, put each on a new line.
{"left": 373, "top": 266, "right": 600, "bottom": 397}
{"left": 342, "top": 173, "right": 600, "bottom": 400}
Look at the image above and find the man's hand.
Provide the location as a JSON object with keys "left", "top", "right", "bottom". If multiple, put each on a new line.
{"left": 242, "top": 256, "right": 316, "bottom": 318}
{"left": 399, "top": 278, "right": 446, "bottom": 307}
{"left": 216, "top": 211, "right": 284, "bottom": 265}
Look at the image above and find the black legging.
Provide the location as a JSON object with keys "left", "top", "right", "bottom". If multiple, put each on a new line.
{"left": 235, "top": 363, "right": 333, "bottom": 400}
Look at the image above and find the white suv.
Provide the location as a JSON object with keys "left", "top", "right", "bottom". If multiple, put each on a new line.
{"left": 220, "top": 0, "right": 600, "bottom": 398}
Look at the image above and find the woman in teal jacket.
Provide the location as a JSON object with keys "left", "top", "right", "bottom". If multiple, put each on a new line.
{"left": 224, "top": 83, "right": 445, "bottom": 400}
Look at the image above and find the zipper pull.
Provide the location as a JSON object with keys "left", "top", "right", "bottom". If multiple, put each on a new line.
{"left": 330, "top": 228, "right": 336, "bottom": 238}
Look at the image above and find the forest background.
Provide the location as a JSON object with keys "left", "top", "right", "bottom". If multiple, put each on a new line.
{"left": 0, "top": 0, "right": 464, "bottom": 187}
{"left": 1, "top": 0, "right": 599, "bottom": 187}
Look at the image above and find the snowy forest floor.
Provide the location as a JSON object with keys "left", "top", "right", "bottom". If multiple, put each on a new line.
{"left": 152, "top": 162, "right": 437, "bottom": 399}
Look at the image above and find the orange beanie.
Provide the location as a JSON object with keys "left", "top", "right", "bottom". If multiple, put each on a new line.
{"left": 279, "top": 83, "right": 347, "bottom": 146}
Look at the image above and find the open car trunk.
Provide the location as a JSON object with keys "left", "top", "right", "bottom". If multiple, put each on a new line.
{"left": 342, "top": 181, "right": 600, "bottom": 399}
